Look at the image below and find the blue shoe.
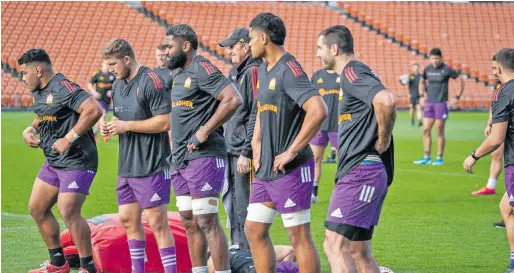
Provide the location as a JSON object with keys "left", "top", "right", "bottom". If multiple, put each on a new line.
{"left": 432, "top": 158, "right": 444, "bottom": 166}
{"left": 413, "top": 157, "right": 432, "bottom": 165}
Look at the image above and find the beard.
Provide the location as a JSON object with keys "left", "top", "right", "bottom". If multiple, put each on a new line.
{"left": 168, "top": 49, "right": 187, "bottom": 70}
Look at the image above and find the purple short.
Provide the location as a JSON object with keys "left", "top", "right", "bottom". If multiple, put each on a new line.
{"left": 424, "top": 102, "right": 449, "bottom": 120}
{"left": 249, "top": 160, "right": 314, "bottom": 214}
{"left": 310, "top": 130, "right": 338, "bottom": 148}
{"left": 37, "top": 161, "right": 96, "bottom": 195}
{"left": 276, "top": 261, "right": 299, "bottom": 273}
{"left": 505, "top": 165, "right": 514, "bottom": 206}
{"left": 117, "top": 169, "right": 172, "bottom": 209}
{"left": 171, "top": 157, "right": 226, "bottom": 197}
{"left": 97, "top": 100, "right": 110, "bottom": 112}
{"left": 326, "top": 163, "right": 388, "bottom": 229}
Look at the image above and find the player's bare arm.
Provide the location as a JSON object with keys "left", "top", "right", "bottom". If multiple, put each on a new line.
{"left": 251, "top": 111, "right": 262, "bottom": 171}
{"left": 22, "top": 118, "right": 40, "bottom": 148}
{"left": 273, "top": 96, "right": 327, "bottom": 174}
{"left": 107, "top": 113, "right": 170, "bottom": 135}
{"left": 464, "top": 121, "right": 508, "bottom": 174}
{"left": 373, "top": 90, "right": 397, "bottom": 154}
{"left": 53, "top": 97, "right": 102, "bottom": 155}
{"left": 485, "top": 109, "right": 493, "bottom": 137}
{"left": 187, "top": 83, "right": 242, "bottom": 152}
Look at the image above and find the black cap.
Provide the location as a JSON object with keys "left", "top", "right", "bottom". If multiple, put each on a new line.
{"left": 218, "top": 28, "right": 250, "bottom": 47}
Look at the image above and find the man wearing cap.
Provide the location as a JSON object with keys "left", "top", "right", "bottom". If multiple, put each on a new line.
{"left": 219, "top": 27, "right": 262, "bottom": 250}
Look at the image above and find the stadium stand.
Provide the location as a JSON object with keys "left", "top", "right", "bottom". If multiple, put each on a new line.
{"left": 1, "top": 1, "right": 231, "bottom": 108}
{"left": 1, "top": 1, "right": 505, "bottom": 108}
{"left": 342, "top": 2, "right": 514, "bottom": 84}
{"left": 1, "top": 71, "right": 31, "bottom": 108}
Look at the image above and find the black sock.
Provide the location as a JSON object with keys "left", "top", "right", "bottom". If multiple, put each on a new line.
{"left": 330, "top": 150, "right": 336, "bottom": 159}
{"left": 313, "top": 183, "right": 319, "bottom": 196}
{"left": 79, "top": 256, "right": 97, "bottom": 272}
{"left": 49, "top": 247, "right": 66, "bottom": 267}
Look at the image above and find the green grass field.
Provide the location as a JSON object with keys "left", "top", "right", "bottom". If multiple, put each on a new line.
{"left": 1, "top": 111, "right": 509, "bottom": 273}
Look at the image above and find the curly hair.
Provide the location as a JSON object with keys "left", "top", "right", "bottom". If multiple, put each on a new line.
{"left": 17, "top": 49, "right": 52, "bottom": 65}
{"left": 166, "top": 24, "right": 199, "bottom": 50}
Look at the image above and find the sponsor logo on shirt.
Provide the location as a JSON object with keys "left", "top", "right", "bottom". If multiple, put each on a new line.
{"left": 338, "top": 113, "right": 352, "bottom": 124}
{"left": 319, "top": 88, "right": 339, "bottom": 96}
{"left": 269, "top": 78, "right": 276, "bottom": 90}
{"left": 317, "top": 77, "right": 323, "bottom": 84}
{"left": 97, "top": 82, "right": 113, "bottom": 89}
{"left": 36, "top": 115, "right": 57, "bottom": 123}
{"left": 172, "top": 100, "right": 193, "bottom": 108}
{"left": 184, "top": 77, "right": 192, "bottom": 88}
{"left": 46, "top": 93, "right": 53, "bottom": 104}
{"left": 257, "top": 101, "right": 278, "bottom": 114}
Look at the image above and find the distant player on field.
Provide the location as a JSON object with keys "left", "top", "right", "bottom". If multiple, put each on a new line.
{"left": 399, "top": 62, "right": 422, "bottom": 127}
{"left": 101, "top": 39, "right": 177, "bottom": 273}
{"left": 88, "top": 60, "right": 115, "bottom": 142}
{"left": 164, "top": 24, "right": 242, "bottom": 273}
{"left": 414, "top": 48, "right": 465, "bottom": 166}
{"left": 473, "top": 54, "right": 503, "bottom": 197}
{"left": 155, "top": 44, "right": 174, "bottom": 91}
{"left": 246, "top": 12, "right": 326, "bottom": 273}
{"left": 316, "top": 25, "right": 396, "bottom": 273}
{"left": 309, "top": 67, "right": 340, "bottom": 203}
{"left": 19, "top": 49, "right": 102, "bottom": 273}
{"left": 463, "top": 48, "right": 514, "bottom": 273}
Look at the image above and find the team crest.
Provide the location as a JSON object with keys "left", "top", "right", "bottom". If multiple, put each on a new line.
{"left": 339, "top": 88, "right": 344, "bottom": 100}
{"left": 269, "top": 78, "right": 276, "bottom": 90}
{"left": 240, "top": 78, "right": 244, "bottom": 85}
{"left": 99, "top": 76, "right": 104, "bottom": 81}
{"left": 184, "top": 77, "right": 192, "bottom": 88}
{"left": 256, "top": 80, "right": 260, "bottom": 88}
{"left": 410, "top": 75, "right": 415, "bottom": 80}
{"left": 317, "top": 78, "right": 323, "bottom": 84}
{"left": 336, "top": 76, "right": 340, "bottom": 83}
{"left": 46, "top": 93, "right": 53, "bottom": 104}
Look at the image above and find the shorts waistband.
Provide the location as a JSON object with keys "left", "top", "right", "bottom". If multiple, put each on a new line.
{"left": 360, "top": 155, "right": 382, "bottom": 165}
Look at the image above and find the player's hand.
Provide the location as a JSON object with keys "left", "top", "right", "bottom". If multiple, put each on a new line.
{"left": 463, "top": 156, "right": 476, "bottom": 174}
{"left": 252, "top": 140, "right": 262, "bottom": 171}
{"left": 106, "top": 119, "right": 128, "bottom": 135}
{"left": 449, "top": 97, "right": 459, "bottom": 109}
{"left": 237, "top": 155, "right": 251, "bottom": 174}
{"left": 100, "top": 122, "right": 110, "bottom": 136}
{"left": 52, "top": 138, "right": 71, "bottom": 155}
{"left": 187, "top": 126, "right": 208, "bottom": 152}
{"left": 374, "top": 137, "right": 391, "bottom": 155}
{"left": 92, "top": 90, "right": 101, "bottom": 100}
{"left": 484, "top": 124, "right": 492, "bottom": 137}
{"left": 106, "top": 91, "right": 112, "bottom": 98}
{"left": 23, "top": 130, "right": 40, "bottom": 148}
{"left": 273, "top": 149, "right": 297, "bottom": 174}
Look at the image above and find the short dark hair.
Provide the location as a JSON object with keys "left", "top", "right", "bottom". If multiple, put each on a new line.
{"left": 492, "top": 54, "right": 497, "bottom": 61}
{"left": 250, "top": 13, "right": 286, "bottom": 46}
{"left": 156, "top": 44, "right": 167, "bottom": 51}
{"left": 319, "top": 25, "right": 354, "bottom": 55}
{"left": 495, "top": 48, "right": 514, "bottom": 71}
{"left": 17, "top": 49, "right": 52, "bottom": 66}
{"left": 429, "top": 48, "right": 442, "bottom": 57}
{"left": 102, "top": 38, "right": 136, "bottom": 59}
{"left": 413, "top": 62, "right": 420, "bottom": 67}
{"left": 166, "top": 24, "right": 199, "bottom": 50}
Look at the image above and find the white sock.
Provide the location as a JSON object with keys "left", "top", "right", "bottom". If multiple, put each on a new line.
{"left": 192, "top": 266, "right": 209, "bottom": 273}
{"left": 486, "top": 178, "right": 498, "bottom": 189}
{"left": 215, "top": 271, "right": 231, "bottom": 273}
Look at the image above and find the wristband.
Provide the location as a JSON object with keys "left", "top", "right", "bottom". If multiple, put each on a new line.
{"left": 67, "top": 129, "right": 80, "bottom": 143}
{"left": 22, "top": 126, "right": 37, "bottom": 136}
{"left": 189, "top": 134, "right": 201, "bottom": 147}
{"left": 471, "top": 150, "right": 480, "bottom": 161}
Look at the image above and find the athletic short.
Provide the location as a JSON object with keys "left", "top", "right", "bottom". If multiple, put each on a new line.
{"left": 97, "top": 100, "right": 110, "bottom": 112}
{"left": 117, "top": 169, "right": 172, "bottom": 208}
{"left": 504, "top": 165, "right": 514, "bottom": 207}
{"left": 424, "top": 102, "right": 449, "bottom": 120}
{"left": 325, "top": 162, "right": 388, "bottom": 241}
{"left": 310, "top": 130, "right": 337, "bottom": 148}
{"left": 410, "top": 96, "right": 420, "bottom": 106}
{"left": 249, "top": 160, "right": 314, "bottom": 214}
{"left": 37, "top": 161, "right": 96, "bottom": 195}
{"left": 171, "top": 157, "right": 226, "bottom": 197}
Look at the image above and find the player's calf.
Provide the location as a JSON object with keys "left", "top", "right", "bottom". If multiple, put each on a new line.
{"left": 323, "top": 231, "right": 354, "bottom": 273}
{"left": 349, "top": 241, "right": 380, "bottom": 273}
{"left": 285, "top": 219, "right": 320, "bottom": 273}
